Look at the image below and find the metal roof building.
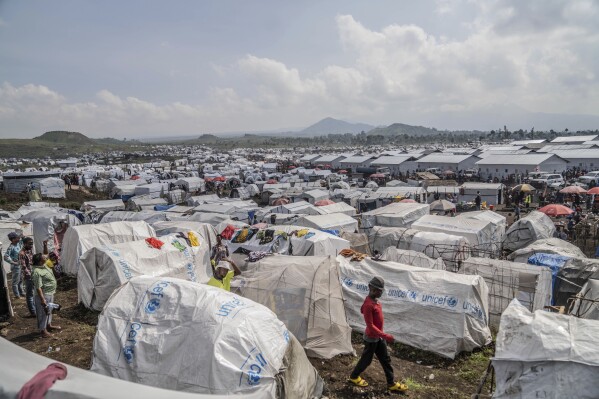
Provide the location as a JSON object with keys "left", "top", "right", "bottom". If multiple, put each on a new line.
{"left": 550, "top": 135, "right": 599, "bottom": 144}
{"left": 476, "top": 154, "right": 568, "bottom": 179}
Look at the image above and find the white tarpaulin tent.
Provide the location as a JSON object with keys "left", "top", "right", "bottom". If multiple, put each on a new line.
{"left": 460, "top": 257, "right": 553, "bottom": 328}
{"left": 78, "top": 233, "right": 211, "bottom": 311}
{"left": 507, "top": 237, "right": 586, "bottom": 263}
{"left": 175, "top": 177, "right": 205, "bottom": 192}
{"left": 99, "top": 210, "right": 169, "bottom": 225}
{"left": 91, "top": 276, "right": 323, "bottom": 398}
{"left": 380, "top": 247, "right": 446, "bottom": 270}
{"left": 61, "top": 221, "right": 156, "bottom": 277}
{"left": 152, "top": 221, "right": 218, "bottom": 248}
{"left": 369, "top": 226, "right": 469, "bottom": 270}
{"left": 493, "top": 299, "right": 599, "bottom": 399}
{"left": 570, "top": 278, "right": 599, "bottom": 320}
{"left": 20, "top": 209, "right": 82, "bottom": 254}
{"left": 81, "top": 200, "right": 125, "bottom": 213}
{"left": 457, "top": 210, "right": 506, "bottom": 246}
{"left": 317, "top": 202, "right": 356, "bottom": 216}
{"left": 411, "top": 215, "right": 496, "bottom": 256}
{"left": 337, "top": 256, "right": 491, "bottom": 358}
{"left": 39, "top": 177, "right": 66, "bottom": 198}
{"left": 236, "top": 255, "right": 353, "bottom": 359}
{"left": 503, "top": 211, "right": 556, "bottom": 252}
{"left": 269, "top": 202, "right": 326, "bottom": 217}
{"left": 127, "top": 196, "right": 168, "bottom": 211}
{"left": 295, "top": 213, "right": 358, "bottom": 233}
{"left": 0, "top": 338, "right": 253, "bottom": 399}
{"left": 360, "top": 203, "right": 430, "bottom": 234}
{"left": 134, "top": 183, "right": 164, "bottom": 199}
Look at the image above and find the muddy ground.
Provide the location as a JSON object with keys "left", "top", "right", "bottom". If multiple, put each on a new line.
{"left": 3, "top": 275, "right": 494, "bottom": 399}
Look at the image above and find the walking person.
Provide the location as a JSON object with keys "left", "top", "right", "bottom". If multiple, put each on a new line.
{"left": 32, "top": 253, "right": 61, "bottom": 338}
{"left": 19, "top": 237, "right": 36, "bottom": 316}
{"left": 475, "top": 191, "right": 482, "bottom": 210}
{"left": 349, "top": 276, "right": 408, "bottom": 392}
{"left": 3, "top": 232, "right": 24, "bottom": 300}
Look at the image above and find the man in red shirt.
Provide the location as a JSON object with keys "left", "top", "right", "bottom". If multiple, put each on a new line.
{"left": 349, "top": 276, "right": 408, "bottom": 392}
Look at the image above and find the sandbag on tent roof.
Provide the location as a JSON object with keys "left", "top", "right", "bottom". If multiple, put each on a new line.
{"left": 81, "top": 199, "right": 125, "bottom": 213}
{"left": 337, "top": 255, "right": 491, "bottom": 358}
{"left": 457, "top": 210, "right": 506, "bottom": 245}
{"left": 411, "top": 215, "right": 497, "bottom": 257}
{"left": 38, "top": 177, "right": 66, "bottom": 198}
{"left": 0, "top": 339, "right": 250, "bottom": 399}
{"left": 503, "top": 210, "right": 556, "bottom": 252}
{"left": 507, "top": 237, "right": 586, "bottom": 263}
{"left": 127, "top": 196, "right": 168, "bottom": 211}
{"left": 78, "top": 233, "right": 211, "bottom": 311}
{"left": 459, "top": 257, "right": 553, "bottom": 328}
{"left": 99, "top": 210, "right": 169, "bottom": 225}
{"left": 295, "top": 213, "right": 358, "bottom": 234}
{"left": 380, "top": 247, "right": 446, "bottom": 270}
{"left": 317, "top": 201, "right": 356, "bottom": 216}
{"left": 61, "top": 221, "right": 156, "bottom": 277}
{"left": 359, "top": 203, "right": 430, "bottom": 234}
{"left": 493, "top": 299, "right": 599, "bottom": 399}
{"left": 91, "top": 276, "right": 323, "bottom": 398}
{"left": 369, "top": 226, "right": 469, "bottom": 271}
{"left": 236, "top": 255, "right": 353, "bottom": 359}
{"left": 152, "top": 221, "right": 217, "bottom": 248}
{"left": 226, "top": 225, "right": 349, "bottom": 257}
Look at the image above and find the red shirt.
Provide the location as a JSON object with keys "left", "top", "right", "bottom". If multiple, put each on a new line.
{"left": 361, "top": 295, "right": 393, "bottom": 343}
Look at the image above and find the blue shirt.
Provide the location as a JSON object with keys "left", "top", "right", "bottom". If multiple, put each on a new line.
{"left": 3, "top": 241, "right": 22, "bottom": 266}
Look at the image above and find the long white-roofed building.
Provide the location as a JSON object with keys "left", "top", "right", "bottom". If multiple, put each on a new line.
{"left": 476, "top": 154, "right": 568, "bottom": 179}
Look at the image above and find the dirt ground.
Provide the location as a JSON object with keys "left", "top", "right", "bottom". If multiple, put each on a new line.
{"left": 3, "top": 275, "right": 494, "bottom": 399}
{"left": 0, "top": 185, "right": 106, "bottom": 211}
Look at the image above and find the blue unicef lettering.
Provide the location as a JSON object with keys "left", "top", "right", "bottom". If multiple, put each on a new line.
{"left": 123, "top": 322, "right": 142, "bottom": 364}
{"left": 144, "top": 281, "right": 171, "bottom": 314}
{"left": 463, "top": 301, "right": 486, "bottom": 322}
{"left": 388, "top": 288, "right": 419, "bottom": 301}
{"left": 421, "top": 293, "right": 460, "bottom": 308}
{"left": 118, "top": 258, "right": 133, "bottom": 280}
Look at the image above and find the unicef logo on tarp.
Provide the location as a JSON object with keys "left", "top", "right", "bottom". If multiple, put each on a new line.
{"left": 247, "top": 371, "right": 261, "bottom": 386}
{"left": 342, "top": 277, "right": 353, "bottom": 287}
{"left": 145, "top": 298, "right": 161, "bottom": 313}
{"left": 447, "top": 297, "right": 458, "bottom": 308}
{"left": 123, "top": 345, "right": 135, "bottom": 363}
{"left": 283, "top": 329, "right": 290, "bottom": 343}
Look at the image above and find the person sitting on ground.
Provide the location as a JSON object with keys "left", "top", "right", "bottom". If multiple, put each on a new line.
{"left": 32, "top": 253, "right": 61, "bottom": 338}
{"left": 207, "top": 258, "right": 241, "bottom": 292}
{"left": 4, "top": 232, "right": 24, "bottom": 300}
{"left": 349, "top": 276, "right": 408, "bottom": 392}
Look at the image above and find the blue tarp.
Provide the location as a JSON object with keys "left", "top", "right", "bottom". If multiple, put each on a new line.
{"left": 528, "top": 253, "right": 572, "bottom": 305}
{"left": 319, "top": 229, "right": 340, "bottom": 237}
{"left": 154, "top": 204, "right": 175, "bottom": 211}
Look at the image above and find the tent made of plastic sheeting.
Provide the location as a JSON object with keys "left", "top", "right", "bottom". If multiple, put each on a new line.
{"left": 226, "top": 225, "right": 350, "bottom": 257}
{"left": 369, "top": 226, "right": 469, "bottom": 271}
{"left": 457, "top": 210, "right": 506, "bottom": 246}
{"left": 126, "top": 196, "right": 168, "bottom": 211}
{"left": 78, "top": 233, "right": 211, "bottom": 311}
{"left": 0, "top": 339, "right": 256, "bottom": 399}
{"left": 169, "top": 212, "right": 233, "bottom": 227}
{"left": 570, "top": 277, "right": 599, "bottom": 320}
{"left": 503, "top": 211, "right": 556, "bottom": 252}
{"left": 235, "top": 255, "right": 353, "bottom": 359}
{"left": 411, "top": 215, "right": 497, "bottom": 257}
{"left": 269, "top": 201, "right": 326, "bottom": 217}
{"left": 175, "top": 177, "right": 205, "bottom": 192}
{"left": 337, "top": 256, "right": 491, "bottom": 359}
{"left": 186, "top": 194, "right": 222, "bottom": 206}
{"left": 359, "top": 202, "right": 430, "bottom": 234}
{"left": 215, "top": 219, "right": 250, "bottom": 234}
{"left": 81, "top": 199, "right": 125, "bottom": 213}
{"left": 29, "top": 210, "right": 82, "bottom": 254}
{"left": 376, "top": 186, "right": 428, "bottom": 203}
{"left": 167, "top": 189, "right": 186, "bottom": 205}
{"left": 459, "top": 257, "right": 553, "bottom": 328}
{"left": 134, "top": 183, "right": 164, "bottom": 199}
{"left": 301, "top": 189, "right": 330, "bottom": 204}
{"left": 61, "top": 221, "right": 156, "bottom": 276}
{"left": 493, "top": 299, "right": 599, "bottom": 399}
{"left": 110, "top": 184, "right": 138, "bottom": 199}
{"left": 295, "top": 213, "right": 358, "bottom": 234}
{"left": 380, "top": 247, "right": 447, "bottom": 270}
{"left": 317, "top": 201, "right": 356, "bottom": 216}
{"left": 507, "top": 237, "right": 586, "bottom": 263}
{"left": 91, "top": 276, "right": 323, "bottom": 398}
{"left": 38, "top": 177, "right": 66, "bottom": 198}
{"left": 552, "top": 257, "right": 599, "bottom": 307}
{"left": 164, "top": 205, "right": 193, "bottom": 214}
{"left": 94, "top": 179, "right": 111, "bottom": 193}
{"left": 152, "top": 221, "right": 218, "bottom": 247}
{"left": 340, "top": 231, "right": 371, "bottom": 255}
{"left": 99, "top": 210, "right": 169, "bottom": 225}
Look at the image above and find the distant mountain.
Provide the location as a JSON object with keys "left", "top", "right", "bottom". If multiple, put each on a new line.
{"left": 299, "top": 117, "right": 374, "bottom": 136}
{"left": 366, "top": 123, "right": 440, "bottom": 137}
{"left": 35, "top": 131, "right": 95, "bottom": 145}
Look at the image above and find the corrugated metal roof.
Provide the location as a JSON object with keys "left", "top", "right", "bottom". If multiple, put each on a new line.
{"left": 550, "top": 149, "right": 599, "bottom": 159}
{"left": 476, "top": 153, "right": 565, "bottom": 165}
{"left": 478, "top": 149, "right": 532, "bottom": 158}
{"left": 339, "top": 155, "right": 375, "bottom": 164}
{"left": 551, "top": 135, "right": 598, "bottom": 143}
{"left": 540, "top": 144, "right": 595, "bottom": 152}
{"left": 299, "top": 154, "right": 320, "bottom": 161}
{"left": 509, "top": 139, "right": 547, "bottom": 145}
{"left": 313, "top": 154, "right": 346, "bottom": 163}
{"left": 417, "top": 153, "right": 479, "bottom": 163}
{"left": 370, "top": 155, "right": 416, "bottom": 165}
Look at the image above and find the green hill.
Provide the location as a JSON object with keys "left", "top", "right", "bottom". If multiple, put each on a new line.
{"left": 35, "top": 131, "right": 95, "bottom": 144}
{"left": 367, "top": 123, "right": 439, "bottom": 137}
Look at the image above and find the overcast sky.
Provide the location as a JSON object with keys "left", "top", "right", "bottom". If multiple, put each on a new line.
{"left": 1, "top": 0, "right": 598, "bottom": 138}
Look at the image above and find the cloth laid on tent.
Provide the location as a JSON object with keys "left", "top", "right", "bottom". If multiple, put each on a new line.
{"left": 380, "top": 247, "right": 446, "bottom": 270}
{"left": 503, "top": 211, "right": 556, "bottom": 252}
{"left": 493, "top": 299, "right": 599, "bottom": 399}
{"left": 61, "top": 221, "right": 156, "bottom": 277}
{"left": 152, "top": 221, "right": 218, "bottom": 249}
{"left": 507, "top": 237, "right": 587, "bottom": 263}
{"left": 91, "top": 276, "right": 323, "bottom": 398}
{"left": 339, "top": 232, "right": 371, "bottom": 256}
{"left": 0, "top": 338, "right": 251, "bottom": 399}
{"left": 337, "top": 256, "right": 491, "bottom": 359}
{"left": 235, "top": 255, "right": 353, "bottom": 359}
{"left": 78, "top": 232, "right": 211, "bottom": 311}
{"left": 459, "top": 257, "right": 553, "bottom": 328}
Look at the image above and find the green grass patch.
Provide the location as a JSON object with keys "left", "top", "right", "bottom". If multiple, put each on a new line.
{"left": 403, "top": 377, "right": 424, "bottom": 391}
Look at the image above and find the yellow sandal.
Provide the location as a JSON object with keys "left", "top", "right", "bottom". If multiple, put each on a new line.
{"left": 388, "top": 382, "right": 409, "bottom": 392}
{"left": 348, "top": 376, "right": 369, "bottom": 387}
